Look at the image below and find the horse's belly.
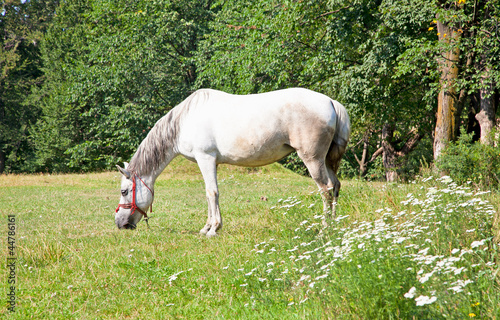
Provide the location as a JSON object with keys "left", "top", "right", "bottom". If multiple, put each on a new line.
{"left": 217, "top": 140, "right": 294, "bottom": 167}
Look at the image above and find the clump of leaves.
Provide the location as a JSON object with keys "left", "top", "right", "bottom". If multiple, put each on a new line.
{"left": 437, "top": 129, "right": 500, "bottom": 189}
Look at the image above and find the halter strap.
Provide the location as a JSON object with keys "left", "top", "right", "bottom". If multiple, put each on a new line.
{"left": 115, "top": 173, "right": 154, "bottom": 221}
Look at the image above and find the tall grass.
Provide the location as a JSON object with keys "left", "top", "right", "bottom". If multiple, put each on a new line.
{"left": 234, "top": 176, "right": 500, "bottom": 319}
{"left": 0, "top": 158, "right": 498, "bottom": 319}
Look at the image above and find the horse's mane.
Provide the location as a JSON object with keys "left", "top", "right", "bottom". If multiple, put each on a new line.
{"left": 127, "top": 89, "right": 211, "bottom": 176}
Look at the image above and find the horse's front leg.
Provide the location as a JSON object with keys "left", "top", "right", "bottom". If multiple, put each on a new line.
{"left": 196, "top": 155, "right": 222, "bottom": 237}
{"left": 199, "top": 206, "right": 212, "bottom": 235}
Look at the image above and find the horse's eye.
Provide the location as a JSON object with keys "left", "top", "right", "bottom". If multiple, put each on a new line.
{"left": 121, "top": 189, "right": 128, "bottom": 197}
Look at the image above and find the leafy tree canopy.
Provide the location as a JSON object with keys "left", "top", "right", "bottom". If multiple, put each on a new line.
{"left": 32, "top": 0, "right": 215, "bottom": 172}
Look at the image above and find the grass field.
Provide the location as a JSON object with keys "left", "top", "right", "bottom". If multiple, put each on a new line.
{"left": 1, "top": 157, "right": 499, "bottom": 319}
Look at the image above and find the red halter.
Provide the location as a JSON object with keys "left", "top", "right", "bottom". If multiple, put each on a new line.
{"left": 115, "top": 173, "right": 154, "bottom": 219}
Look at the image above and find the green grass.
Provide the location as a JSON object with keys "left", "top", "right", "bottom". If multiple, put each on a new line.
{"left": 1, "top": 157, "right": 499, "bottom": 319}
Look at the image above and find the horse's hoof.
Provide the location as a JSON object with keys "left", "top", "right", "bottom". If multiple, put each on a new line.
{"left": 322, "top": 219, "right": 328, "bottom": 228}
{"left": 206, "top": 230, "right": 218, "bottom": 237}
{"left": 200, "top": 224, "right": 211, "bottom": 235}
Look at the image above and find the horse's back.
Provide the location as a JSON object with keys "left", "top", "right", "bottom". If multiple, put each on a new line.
{"left": 177, "top": 88, "right": 342, "bottom": 166}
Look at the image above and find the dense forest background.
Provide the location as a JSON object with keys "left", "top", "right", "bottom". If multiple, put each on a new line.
{"left": 1, "top": 0, "right": 499, "bottom": 186}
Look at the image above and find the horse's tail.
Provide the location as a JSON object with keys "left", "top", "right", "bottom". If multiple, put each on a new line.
{"left": 328, "top": 100, "right": 351, "bottom": 173}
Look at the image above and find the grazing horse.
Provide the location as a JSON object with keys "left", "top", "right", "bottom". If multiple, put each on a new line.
{"left": 115, "top": 88, "right": 350, "bottom": 236}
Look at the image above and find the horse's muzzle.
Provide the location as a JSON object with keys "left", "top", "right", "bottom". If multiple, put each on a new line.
{"left": 121, "top": 223, "right": 136, "bottom": 230}
{"left": 115, "top": 214, "right": 136, "bottom": 230}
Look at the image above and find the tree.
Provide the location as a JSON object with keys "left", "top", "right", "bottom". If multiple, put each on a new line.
{"left": 398, "top": 0, "right": 500, "bottom": 159}
{"left": 0, "top": 0, "right": 58, "bottom": 173}
{"left": 31, "top": 0, "right": 216, "bottom": 172}
{"left": 197, "top": 0, "right": 435, "bottom": 181}
{"left": 433, "top": 10, "right": 462, "bottom": 160}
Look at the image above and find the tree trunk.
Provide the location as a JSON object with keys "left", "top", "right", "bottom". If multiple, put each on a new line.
{"left": 381, "top": 124, "right": 424, "bottom": 182}
{"left": 0, "top": 148, "right": 5, "bottom": 174}
{"left": 358, "top": 136, "right": 369, "bottom": 177}
{"left": 433, "top": 18, "right": 461, "bottom": 161}
{"left": 354, "top": 130, "right": 371, "bottom": 177}
{"left": 476, "top": 66, "right": 496, "bottom": 145}
{"left": 382, "top": 124, "right": 398, "bottom": 182}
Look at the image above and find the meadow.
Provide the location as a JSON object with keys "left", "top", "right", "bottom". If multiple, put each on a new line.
{"left": 1, "top": 157, "right": 499, "bottom": 319}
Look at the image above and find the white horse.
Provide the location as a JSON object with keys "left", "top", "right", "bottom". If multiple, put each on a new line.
{"left": 115, "top": 88, "right": 350, "bottom": 236}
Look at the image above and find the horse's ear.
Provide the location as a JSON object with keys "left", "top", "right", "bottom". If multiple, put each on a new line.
{"left": 116, "top": 165, "right": 132, "bottom": 179}
{"left": 123, "top": 162, "right": 129, "bottom": 169}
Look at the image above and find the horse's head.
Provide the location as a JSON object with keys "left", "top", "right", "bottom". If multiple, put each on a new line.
{"left": 115, "top": 163, "right": 154, "bottom": 229}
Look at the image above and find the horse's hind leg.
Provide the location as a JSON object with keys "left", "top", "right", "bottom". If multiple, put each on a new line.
{"left": 326, "top": 142, "right": 347, "bottom": 216}
{"left": 326, "top": 166, "right": 340, "bottom": 217}
{"left": 299, "top": 154, "right": 334, "bottom": 226}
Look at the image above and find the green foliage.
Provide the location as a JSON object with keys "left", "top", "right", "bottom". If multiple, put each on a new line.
{"left": 2, "top": 0, "right": 499, "bottom": 178}
{"left": 31, "top": 0, "right": 215, "bottom": 172}
{"left": 197, "top": 0, "right": 437, "bottom": 179}
{"left": 396, "top": 136, "right": 434, "bottom": 181}
{"left": 278, "top": 152, "right": 308, "bottom": 176}
{"left": 396, "top": 0, "right": 500, "bottom": 106}
{"left": 0, "top": 0, "right": 58, "bottom": 173}
{"left": 437, "top": 129, "right": 500, "bottom": 188}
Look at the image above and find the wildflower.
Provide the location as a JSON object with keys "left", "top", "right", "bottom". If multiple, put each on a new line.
{"left": 428, "top": 27, "right": 434, "bottom": 31}
{"left": 418, "top": 247, "right": 430, "bottom": 255}
{"left": 415, "top": 295, "right": 437, "bottom": 306}
{"left": 419, "top": 271, "right": 434, "bottom": 283}
{"left": 404, "top": 287, "right": 416, "bottom": 299}
{"left": 471, "top": 240, "right": 486, "bottom": 248}
{"left": 453, "top": 267, "right": 466, "bottom": 275}
{"left": 439, "top": 176, "right": 453, "bottom": 183}
{"left": 469, "top": 313, "right": 476, "bottom": 318}
{"left": 315, "top": 274, "right": 328, "bottom": 280}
